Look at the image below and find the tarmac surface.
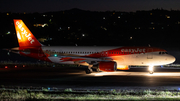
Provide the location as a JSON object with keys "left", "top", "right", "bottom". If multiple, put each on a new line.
{"left": 1, "top": 66, "right": 180, "bottom": 91}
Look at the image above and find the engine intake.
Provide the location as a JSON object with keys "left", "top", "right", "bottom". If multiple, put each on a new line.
{"left": 98, "top": 61, "right": 117, "bottom": 72}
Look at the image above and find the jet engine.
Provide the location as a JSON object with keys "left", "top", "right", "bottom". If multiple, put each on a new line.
{"left": 98, "top": 61, "right": 117, "bottom": 72}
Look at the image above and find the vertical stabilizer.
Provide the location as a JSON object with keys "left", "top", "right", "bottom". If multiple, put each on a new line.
{"left": 13, "top": 19, "right": 41, "bottom": 47}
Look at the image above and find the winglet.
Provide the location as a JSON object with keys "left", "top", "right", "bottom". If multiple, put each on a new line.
{"left": 13, "top": 19, "right": 42, "bottom": 47}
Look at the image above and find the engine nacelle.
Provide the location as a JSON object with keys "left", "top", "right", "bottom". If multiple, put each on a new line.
{"left": 98, "top": 61, "right": 117, "bottom": 72}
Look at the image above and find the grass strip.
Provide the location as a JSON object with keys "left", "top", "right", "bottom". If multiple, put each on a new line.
{"left": 0, "top": 89, "right": 180, "bottom": 100}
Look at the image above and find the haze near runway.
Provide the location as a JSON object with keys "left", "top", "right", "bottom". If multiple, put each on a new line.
{"left": 1, "top": 66, "right": 180, "bottom": 91}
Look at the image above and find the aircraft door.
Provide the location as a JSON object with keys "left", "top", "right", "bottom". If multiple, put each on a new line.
{"left": 147, "top": 48, "right": 153, "bottom": 59}
{"left": 101, "top": 51, "right": 108, "bottom": 57}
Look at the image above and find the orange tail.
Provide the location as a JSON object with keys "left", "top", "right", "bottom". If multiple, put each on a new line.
{"left": 13, "top": 19, "right": 42, "bottom": 47}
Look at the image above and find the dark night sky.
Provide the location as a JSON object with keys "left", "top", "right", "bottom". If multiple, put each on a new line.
{"left": 1, "top": 0, "right": 180, "bottom": 13}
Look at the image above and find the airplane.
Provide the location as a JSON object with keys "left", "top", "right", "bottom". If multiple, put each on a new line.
{"left": 10, "top": 19, "right": 176, "bottom": 74}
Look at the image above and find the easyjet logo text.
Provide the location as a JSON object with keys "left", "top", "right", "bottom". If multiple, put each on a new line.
{"left": 16, "top": 21, "right": 34, "bottom": 44}
{"left": 121, "top": 48, "right": 146, "bottom": 53}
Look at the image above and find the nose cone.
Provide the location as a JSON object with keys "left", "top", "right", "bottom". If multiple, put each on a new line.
{"left": 167, "top": 55, "right": 176, "bottom": 64}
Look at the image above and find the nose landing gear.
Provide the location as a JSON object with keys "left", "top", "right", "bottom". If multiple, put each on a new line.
{"left": 148, "top": 65, "right": 154, "bottom": 74}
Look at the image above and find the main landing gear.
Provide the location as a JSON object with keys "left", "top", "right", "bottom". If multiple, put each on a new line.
{"left": 85, "top": 68, "right": 93, "bottom": 74}
{"left": 85, "top": 65, "right": 93, "bottom": 74}
{"left": 85, "top": 65, "right": 100, "bottom": 74}
{"left": 148, "top": 65, "right": 154, "bottom": 74}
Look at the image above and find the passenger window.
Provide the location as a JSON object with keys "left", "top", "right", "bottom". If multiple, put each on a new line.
{"left": 159, "top": 52, "right": 161, "bottom": 54}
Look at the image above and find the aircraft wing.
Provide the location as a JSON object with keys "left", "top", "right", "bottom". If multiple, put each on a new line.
{"left": 48, "top": 55, "right": 113, "bottom": 65}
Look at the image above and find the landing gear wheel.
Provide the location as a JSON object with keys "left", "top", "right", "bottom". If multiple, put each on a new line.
{"left": 149, "top": 71, "right": 154, "bottom": 74}
{"left": 91, "top": 65, "right": 101, "bottom": 72}
{"left": 94, "top": 68, "right": 100, "bottom": 72}
{"left": 85, "top": 68, "right": 93, "bottom": 74}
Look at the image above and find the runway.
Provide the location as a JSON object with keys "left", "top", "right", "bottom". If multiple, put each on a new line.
{"left": 1, "top": 66, "right": 180, "bottom": 91}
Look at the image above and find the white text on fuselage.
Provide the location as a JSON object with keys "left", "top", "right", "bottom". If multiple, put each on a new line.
{"left": 16, "top": 21, "right": 34, "bottom": 44}
{"left": 121, "top": 48, "right": 146, "bottom": 53}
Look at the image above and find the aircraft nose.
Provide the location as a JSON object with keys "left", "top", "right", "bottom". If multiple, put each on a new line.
{"left": 167, "top": 55, "right": 176, "bottom": 64}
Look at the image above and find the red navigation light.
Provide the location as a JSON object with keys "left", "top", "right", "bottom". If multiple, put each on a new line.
{"left": 5, "top": 66, "right": 8, "bottom": 68}
{"left": 15, "top": 65, "right": 17, "bottom": 68}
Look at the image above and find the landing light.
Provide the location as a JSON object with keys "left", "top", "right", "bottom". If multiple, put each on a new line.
{"left": 148, "top": 65, "right": 154, "bottom": 74}
{"left": 148, "top": 65, "right": 154, "bottom": 71}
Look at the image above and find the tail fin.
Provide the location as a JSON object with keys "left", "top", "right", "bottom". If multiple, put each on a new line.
{"left": 13, "top": 19, "right": 42, "bottom": 47}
